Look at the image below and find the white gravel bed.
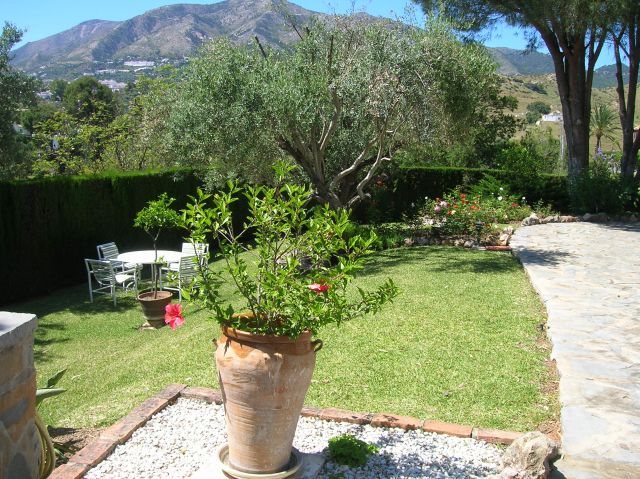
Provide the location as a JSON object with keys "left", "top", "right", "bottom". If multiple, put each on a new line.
{"left": 84, "top": 398, "right": 502, "bottom": 479}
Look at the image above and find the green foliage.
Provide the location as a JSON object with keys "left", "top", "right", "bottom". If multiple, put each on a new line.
{"left": 569, "top": 156, "right": 626, "bottom": 213}
{"left": 590, "top": 104, "right": 619, "bottom": 151}
{"left": 417, "top": 186, "right": 530, "bottom": 236}
{"left": 181, "top": 165, "right": 399, "bottom": 337}
{"left": 37, "top": 369, "right": 67, "bottom": 407}
{"left": 352, "top": 166, "right": 569, "bottom": 223}
{"left": 525, "top": 101, "right": 551, "bottom": 124}
{"left": 0, "top": 22, "right": 41, "bottom": 178}
{"left": 0, "top": 169, "right": 202, "bottom": 304}
{"left": 328, "top": 435, "right": 378, "bottom": 467}
{"left": 134, "top": 193, "right": 181, "bottom": 243}
{"left": 63, "top": 77, "right": 115, "bottom": 124}
{"left": 163, "top": 16, "right": 502, "bottom": 207}
{"left": 524, "top": 82, "right": 547, "bottom": 95}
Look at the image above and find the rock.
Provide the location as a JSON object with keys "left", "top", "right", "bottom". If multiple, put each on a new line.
{"left": 503, "top": 226, "right": 514, "bottom": 235}
{"left": 454, "top": 239, "right": 465, "bottom": 247}
{"left": 521, "top": 213, "right": 540, "bottom": 227}
{"left": 541, "top": 215, "right": 558, "bottom": 224}
{"left": 415, "top": 237, "right": 429, "bottom": 246}
{"left": 582, "top": 213, "right": 592, "bottom": 221}
{"left": 559, "top": 215, "right": 576, "bottom": 223}
{"left": 629, "top": 214, "right": 638, "bottom": 223}
{"left": 498, "top": 233, "right": 511, "bottom": 246}
{"left": 404, "top": 238, "right": 414, "bottom": 247}
{"left": 496, "top": 431, "right": 560, "bottom": 479}
{"left": 463, "top": 240, "right": 474, "bottom": 248}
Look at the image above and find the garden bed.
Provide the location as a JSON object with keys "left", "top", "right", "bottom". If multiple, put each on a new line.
{"left": 52, "top": 385, "right": 514, "bottom": 479}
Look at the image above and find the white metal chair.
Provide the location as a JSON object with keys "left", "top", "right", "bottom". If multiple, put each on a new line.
{"left": 160, "top": 255, "right": 198, "bottom": 301}
{"left": 166, "top": 242, "right": 209, "bottom": 271}
{"left": 96, "top": 242, "right": 139, "bottom": 271}
{"left": 85, "top": 259, "right": 138, "bottom": 306}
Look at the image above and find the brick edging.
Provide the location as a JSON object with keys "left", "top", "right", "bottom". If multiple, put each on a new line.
{"left": 180, "top": 387, "right": 523, "bottom": 445}
{"left": 50, "top": 384, "right": 523, "bottom": 479}
{"left": 49, "top": 384, "right": 187, "bottom": 479}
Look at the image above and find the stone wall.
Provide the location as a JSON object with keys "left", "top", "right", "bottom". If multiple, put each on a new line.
{"left": 0, "top": 312, "right": 40, "bottom": 479}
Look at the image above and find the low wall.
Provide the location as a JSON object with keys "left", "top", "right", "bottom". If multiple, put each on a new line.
{"left": 0, "top": 312, "right": 40, "bottom": 479}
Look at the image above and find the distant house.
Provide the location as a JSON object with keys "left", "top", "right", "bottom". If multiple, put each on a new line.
{"left": 124, "top": 61, "right": 155, "bottom": 68}
{"left": 36, "top": 91, "right": 52, "bottom": 100}
{"left": 99, "top": 79, "right": 127, "bottom": 92}
{"left": 541, "top": 111, "right": 563, "bottom": 123}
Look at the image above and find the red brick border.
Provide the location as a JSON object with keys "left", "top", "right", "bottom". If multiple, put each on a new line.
{"left": 50, "top": 384, "right": 525, "bottom": 479}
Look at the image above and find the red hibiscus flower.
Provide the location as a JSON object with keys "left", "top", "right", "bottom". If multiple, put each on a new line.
{"left": 308, "top": 283, "right": 329, "bottom": 293}
{"left": 165, "top": 303, "right": 185, "bottom": 330}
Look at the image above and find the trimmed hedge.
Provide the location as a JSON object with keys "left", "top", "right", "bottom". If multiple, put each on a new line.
{"left": 1, "top": 165, "right": 568, "bottom": 305}
{"left": 352, "top": 167, "right": 569, "bottom": 223}
{"left": 0, "top": 169, "right": 203, "bottom": 305}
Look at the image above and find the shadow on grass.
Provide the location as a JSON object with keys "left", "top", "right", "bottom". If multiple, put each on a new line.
{"left": 359, "top": 246, "right": 523, "bottom": 277}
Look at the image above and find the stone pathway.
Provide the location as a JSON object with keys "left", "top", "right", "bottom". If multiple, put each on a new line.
{"left": 510, "top": 222, "right": 640, "bottom": 479}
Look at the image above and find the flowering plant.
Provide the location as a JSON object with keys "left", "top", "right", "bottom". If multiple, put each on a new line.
{"left": 177, "top": 164, "right": 399, "bottom": 338}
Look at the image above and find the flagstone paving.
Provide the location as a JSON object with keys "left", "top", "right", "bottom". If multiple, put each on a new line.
{"left": 510, "top": 222, "right": 640, "bottom": 479}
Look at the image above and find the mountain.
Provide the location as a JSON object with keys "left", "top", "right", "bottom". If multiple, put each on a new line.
{"left": 11, "top": 19, "right": 121, "bottom": 70}
{"left": 489, "top": 47, "right": 628, "bottom": 89}
{"left": 9, "top": 0, "right": 629, "bottom": 89}
{"left": 10, "top": 0, "right": 320, "bottom": 79}
{"left": 489, "top": 47, "right": 555, "bottom": 76}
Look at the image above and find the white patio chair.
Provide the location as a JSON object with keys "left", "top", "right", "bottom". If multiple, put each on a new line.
{"left": 166, "top": 242, "right": 209, "bottom": 271}
{"left": 160, "top": 255, "right": 198, "bottom": 301}
{"left": 85, "top": 259, "right": 138, "bottom": 306}
{"left": 96, "top": 242, "right": 139, "bottom": 271}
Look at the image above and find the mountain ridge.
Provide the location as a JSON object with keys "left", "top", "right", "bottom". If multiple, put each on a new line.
{"left": 10, "top": 0, "right": 627, "bottom": 88}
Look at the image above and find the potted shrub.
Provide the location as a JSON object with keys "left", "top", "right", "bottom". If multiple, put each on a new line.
{"left": 173, "top": 165, "right": 399, "bottom": 476}
{"left": 133, "top": 193, "right": 181, "bottom": 327}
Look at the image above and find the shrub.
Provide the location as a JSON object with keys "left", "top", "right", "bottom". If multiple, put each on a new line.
{"left": 328, "top": 435, "right": 378, "bottom": 467}
{"left": 569, "top": 156, "right": 625, "bottom": 214}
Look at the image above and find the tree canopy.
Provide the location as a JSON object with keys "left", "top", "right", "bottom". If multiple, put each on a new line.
{"left": 0, "top": 22, "right": 40, "bottom": 178}
{"left": 414, "top": 0, "right": 614, "bottom": 180}
{"left": 162, "top": 17, "right": 503, "bottom": 208}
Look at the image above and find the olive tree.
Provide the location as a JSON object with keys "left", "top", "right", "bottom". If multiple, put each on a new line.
{"left": 166, "top": 17, "right": 500, "bottom": 208}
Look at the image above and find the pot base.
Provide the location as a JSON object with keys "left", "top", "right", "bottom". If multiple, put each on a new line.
{"left": 215, "top": 444, "right": 303, "bottom": 479}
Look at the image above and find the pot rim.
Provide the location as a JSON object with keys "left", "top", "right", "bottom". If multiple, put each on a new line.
{"left": 222, "top": 326, "right": 312, "bottom": 344}
{"left": 137, "top": 290, "right": 173, "bottom": 301}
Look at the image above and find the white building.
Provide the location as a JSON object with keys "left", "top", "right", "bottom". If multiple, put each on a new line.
{"left": 541, "top": 112, "right": 563, "bottom": 123}
{"left": 99, "top": 79, "right": 127, "bottom": 91}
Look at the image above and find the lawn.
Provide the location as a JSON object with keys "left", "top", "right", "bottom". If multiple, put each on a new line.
{"left": 14, "top": 246, "right": 556, "bottom": 432}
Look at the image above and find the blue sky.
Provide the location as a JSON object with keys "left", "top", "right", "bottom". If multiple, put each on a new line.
{"left": 2, "top": 0, "right": 616, "bottom": 65}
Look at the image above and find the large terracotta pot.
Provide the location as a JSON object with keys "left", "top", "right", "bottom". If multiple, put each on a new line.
{"left": 216, "top": 321, "right": 321, "bottom": 474}
{"left": 137, "top": 291, "right": 172, "bottom": 328}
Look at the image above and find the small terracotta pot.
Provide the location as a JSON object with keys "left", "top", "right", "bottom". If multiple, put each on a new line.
{"left": 216, "top": 316, "right": 321, "bottom": 474}
{"left": 137, "top": 291, "right": 172, "bottom": 328}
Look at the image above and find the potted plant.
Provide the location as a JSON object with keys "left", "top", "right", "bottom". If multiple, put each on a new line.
{"left": 134, "top": 193, "right": 181, "bottom": 328}
{"left": 172, "top": 165, "right": 399, "bottom": 477}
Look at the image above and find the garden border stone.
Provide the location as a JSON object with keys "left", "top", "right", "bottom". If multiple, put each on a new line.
{"left": 49, "top": 384, "right": 527, "bottom": 479}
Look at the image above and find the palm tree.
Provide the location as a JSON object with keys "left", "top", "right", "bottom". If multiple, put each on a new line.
{"left": 590, "top": 104, "right": 619, "bottom": 155}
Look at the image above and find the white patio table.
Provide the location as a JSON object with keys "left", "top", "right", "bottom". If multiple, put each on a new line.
{"left": 117, "top": 250, "right": 189, "bottom": 290}
{"left": 117, "top": 250, "right": 188, "bottom": 266}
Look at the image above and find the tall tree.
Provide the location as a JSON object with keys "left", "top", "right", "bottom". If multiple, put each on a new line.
{"left": 63, "top": 77, "right": 115, "bottom": 124}
{"left": 610, "top": 0, "right": 640, "bottom": 179}
{"left": 0, "top": 22, "right": 40, "bottom": 177}
{"left": 413, "top": 0, "right": 612, "bottom": 181}
{"left": 591, "top": 104, "right": 619, "bottom": 153}
{"left": 165, "top": 17, "right": 500, "bottom": 208}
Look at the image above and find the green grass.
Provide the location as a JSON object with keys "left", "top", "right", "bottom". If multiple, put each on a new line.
{"left": 15, "top": 247, "right": 555, "bottom": 431}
